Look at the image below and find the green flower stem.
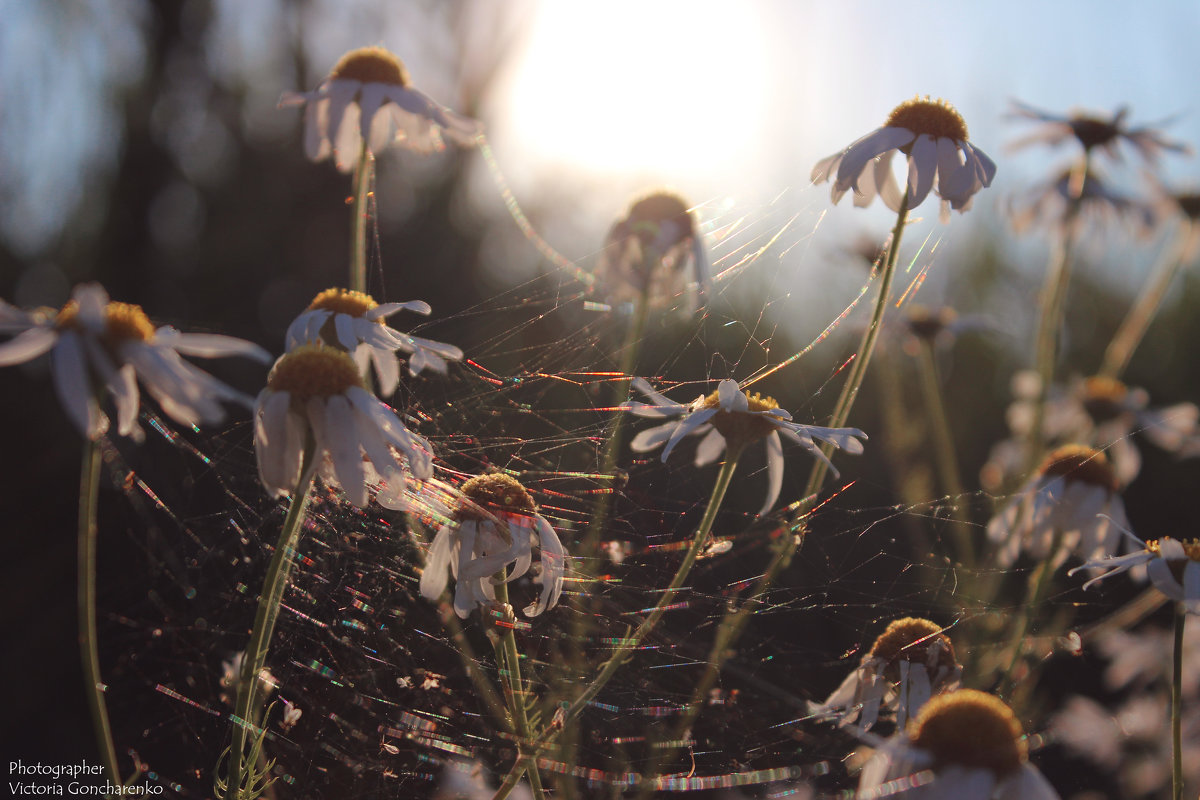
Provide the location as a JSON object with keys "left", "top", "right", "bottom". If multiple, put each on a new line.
{"left": 916, "top": 338, "right": 974, "bottom": 569}
{"left": 1172, "top": 604, "right": 1185, "bottom": 800}
{"left": 643, "top": 197, "right": 912, "bottom": 781}
{"left": 1024, "top": 156, "right": 1088, "bottom": 475}
{"left": 497, "top": 451, "right": 742, "bottom": 796}
{"left": 491, "top": 580, "right": 546, "bottom": 800}
{"left": 1100, "top": 220, "right": 1198, "bottom": 380}
{"left": 78, "top": 437, "right": 120, "bottom": 793}
{"left": 437, "top": 601, "right": 513, "bottom": 734}
{"left": 997, "top": 527, "right": 1064, "bottom": 701}
{"left": 349, "top": 142, "right": 372, "bottom": 295}
{"left": 225, "top": 447, "right": 316, "bottom": 799}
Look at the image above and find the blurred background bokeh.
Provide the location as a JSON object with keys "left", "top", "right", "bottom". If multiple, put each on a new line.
{"left": 5, "top": 1, "right": 1200, "bottom": 797}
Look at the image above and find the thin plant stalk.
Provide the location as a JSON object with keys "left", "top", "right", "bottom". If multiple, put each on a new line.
{"left": 915, "top": 337, "right": 974, "bottom": 568}
{"left": 644, "top": 195, "right": 912, "bottom": 777}
{"left": 494, "top": 450, "right": 743, "bottom": 795}
{"left": 491, "top": 579, "right": 546, "bottom": 800}
{"left": 1100, "top": 220, "right": 1199, "bottom": 380}
{"left": 1172, "top": 604, "right": 1185, "bottom": 800}
{"left": 78, "top": 436, "right": 121, "bottom": 792}
{"left": 348, "top": 142, "right": 373, "bottom": 295}
{"left": 997, "top": 528, "right": 1064, "bottom": 700}
{"left": 438, "top": 601, "right": 513, "bottom": 734}
{"left": 225, "top": 446, "right": 316, "bottom": 799}
{"left": 1024, "top": 156, "right": 1088, "bottom": 474}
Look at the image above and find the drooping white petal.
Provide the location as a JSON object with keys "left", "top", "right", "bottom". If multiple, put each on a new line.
{"left": 527, "top": 515, "right": 566, "bottom": 617}
{"left": 420, "top": 525, "right": 455, "bottom": 602}
{"left": 906, "top": 134, "right": 939, "bottom": 208}
{"left": 162, "top": 329, "right": 271, "bottom": 363}
{"left": 356, "top": 83, "right": 390, "bottom": 151}
{"left": 759, "top": 430, "right": 784, "bottom": 516}
{"left": 51, "top": 330, "right": 105, "bottom": 438}
{"left": 631, "top": 421, "right": 682, "bottom": 452}
{"left": 0, "top": 326, "right": 57, "bottom": 365}
{"left": 660, "top": 408, "right": 717, "bottom": 462}
{"left": 834, "top": 127, "right": 915, "bottom": 196}
{"left": 693, "top": 427, "right": 727, "bottom": 467}
{"left": 369, "top": 300, "right": 431, "bottom": 319}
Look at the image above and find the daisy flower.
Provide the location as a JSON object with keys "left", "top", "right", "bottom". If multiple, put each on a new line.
{"left": 1072, "top": 533, "right": 1200, "bottom": 615}
{"left": 593, "top": 190, "right": 710, "bottom": 312}
{"left": 623, "top": 378, "right": 867, "bottom": 515}
{"left": 1146, "top": 173, "right": 1200, "bottom": 261}
{"left": 279, "top": 45, "right": 482, "bottom": 172}
{"left": 1008, "top": 166, "right": 1155, "bottom": 237}
{"left": 811, "top": 617, "right": 961, "bottom": 733}
{"left": 987, "top": 444, "right": 1130, "bottom": 570}
{"left": 0, "top": 283, "right": 269, "bottom": 440}
{"left": 285, "top": 287, "right": 462, "bottom": 391}
{"left": 420, "top": 473, "right": 567, "bottom": 619}
{"left": 985, "top": 373, "right": 1200, "bottom": 489}
{"left": 857, "top": 690, "right": 1060, "bottom": 799}
{"left": 254, "top": 342, "right": 433, "bottom": 507}
{"left": 812, "top": 96, "right": 996, "bottom": 220}
{"left": 1008, "top": 100, "right": 1191, "bottom": 164}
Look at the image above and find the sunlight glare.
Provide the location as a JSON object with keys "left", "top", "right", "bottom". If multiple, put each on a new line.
{"left": 502, "top": 1, "right": 771, "bottom": 178}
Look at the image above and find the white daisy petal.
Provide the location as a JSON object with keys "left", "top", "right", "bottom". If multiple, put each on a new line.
{"left": 759, "top": 430, "right": 784, "bottom": 516}
{"left": 906, "top": 134, "right": 938, "bottom": 208}
{"left": 0, "top": 326, "right": 57, "bottom": 365}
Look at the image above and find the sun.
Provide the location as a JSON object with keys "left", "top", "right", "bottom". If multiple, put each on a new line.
{"left": 497, "top": 1, "right": 770, "bottom": 177}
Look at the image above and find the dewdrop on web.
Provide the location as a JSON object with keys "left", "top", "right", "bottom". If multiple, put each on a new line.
{"left": 279, "top": 45, "right": 482, "bottom": 171}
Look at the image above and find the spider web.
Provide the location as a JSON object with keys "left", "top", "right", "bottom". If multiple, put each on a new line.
{"left": 71, "top": 171, "right": 1167, "bottom": 800}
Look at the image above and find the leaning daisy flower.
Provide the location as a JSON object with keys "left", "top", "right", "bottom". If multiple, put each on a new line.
{"left": 1008, "top": 100, "right": 1191, "bottom": 164}
{"left": 419, "top": 473, "right": 567, "bottom": 619}
{"left": 812, "top": 96, "right": 996, "bottom": 220}
{"left": 623, "top": 378, "right": 866, "bottom": 515}
{"left": 987, "top": 444, "right": 1130, "bottom": 570}
{"left": 285, "top": 287, "right": 462, "bottom": 390}
{"left": 279, "top": 45, "right": 482, "bottom": 172}
{"left": 0, "top": 283, "right": 269, "bottom": 440}
{"left": 593, "top": 190, "right": 710, "bottom": 312}
{"left": 1008, "top": 166, "right": 1155, "bottom": 238}
{"left": 254, "top": 342, "right": 433, "bottom": 507}
{"left": 1071, "top": 533, "right": 1200, "bottom": 615}
{"left": 858, "top": 690, "right": 1060, "bottom": 799}
{"left": 811, "top": 617, "right": 961, "bottom": 733}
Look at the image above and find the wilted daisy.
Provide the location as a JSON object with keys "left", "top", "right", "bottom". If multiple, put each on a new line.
{"left": 812, "top": 96, "right": 996, "bottom": 220}
{"left": 254, "top": 343, "right": 433, "bottom": 507}
{"left": 1008, "top": 166, "right": 1155, "bottom": 237}
{"left": 420, "top": 473, "right": 567, "bottom": 619}
{"left": 279, "top": 45, "right": 481, "bottom": 172}
{"left": 593, "top": 190, "right": 710, "bottom": 311}
{"left": 1072, "top": 533, "right": 1200, "bottom": 615}
{"left": 811, "top": 617, "right": 961, "bottom": 732}
{"left": 1146, "top": 173, "right": 1200, "bottom": 260}
{"left": 857, "top": 690, "right": 1059, "bottom": 800}
{"left": 285, "top": 287, "right": 462, "bottom": 391}
{"left": 987, "top": 444, "right": 1129, "bottom": 570}
{"left": 1008, "top": 100, "right": 1191, "bottom": 164}
{"left": 623, "top": 378, "right": 867, "bottom": 515}
{"left": 0, "top": 283, "right": 269, "bottom": 440}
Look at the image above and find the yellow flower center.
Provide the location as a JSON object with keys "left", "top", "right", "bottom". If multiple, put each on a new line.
{"left": 56, "top": 300, "right": 156, "bottom": 346}
{"left": 266, "top": 344, "right": 364, "bottom": 402}
{"left": 457, "top": 473, "right": 537, "bottom": 520}
{"left": 885, "top": 96, "right": 968, "bottom": 142}
{"left": 1146, "top": 537, "right": 1200, "bottom": 562}
{"left": 1081, "top": 375, "right": 1129, "bottom": 424}
{"left": 625, "top": 191, "right": 695, "bottom": 248}
{"left": 868, "top": 617, "right": 957, "bottom": 681}
{"left": 905, "top": 306, "right": 958, "bottom": 340}
{"left": 330, "top": 46, "right": 410, "bottom": 87}
{"left": 700, "top": 388, "right": 780, "bottom": 449}
{"left": 308, "top": 287, "right": 380, "bottom": 319}
{"left": 910, "top": 690, "right": 1026, "bottom": 776}
{"left": 1037, "top": 444, "right": 1117, "bottom": 493}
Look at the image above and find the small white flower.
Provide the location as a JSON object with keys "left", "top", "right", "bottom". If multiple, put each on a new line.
{"left": 857, "top": 690, "right": 1060, "bottom": 800}
{"left": 420, "top": 473, "right": 567, "bottom": 619}
{"left": 1071, "top": 532, "right": 1200, "bottom": 615}
{"left": 0, "top": 283, "right": 269, "bottom": 440}
{"left": 623, "top": 378, "right": 866, "bottom": 515}
{"left": 987, "top": 444, "right": 1130, "bottom": 570}
{"left": 1008, "top": 100, "right": 1191, "bottom": 164}
{"left": 254, "top": 343, "right": 433, "bottom": 507}
{"left": 279, "top": 45, "right": 481, "bottom": 172}
{"left": 593, "top": 190, "right": 710, "bottom": 312}
{"left": 812, "top": 96, "right": 996, "bottom": 221}
{"left": 811, "top": 617, "right": 960, "bottom": 733}
{"left": 285, "top": 287, "right": 462, "bottom": 391}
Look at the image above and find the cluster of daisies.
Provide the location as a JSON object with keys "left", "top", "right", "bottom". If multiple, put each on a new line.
{"left": 12, "top": 38, "right": 1200, "bottom": 799}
